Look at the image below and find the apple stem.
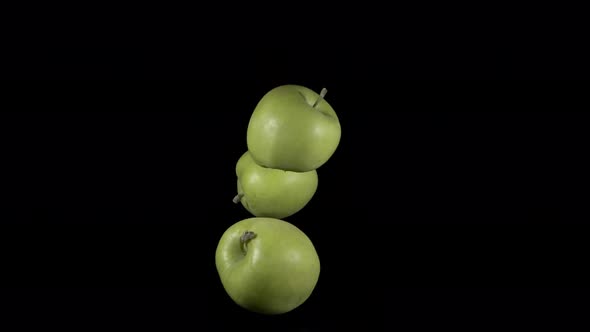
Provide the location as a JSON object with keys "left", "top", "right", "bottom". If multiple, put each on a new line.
{"left": 232, "top": 193, "right": 243, "bottom": 204}
{"left": 312, "top": 88, "right": 328, "bottom": 108}
{"left": 240, "top": 231, "right": 257, "bottom": 254}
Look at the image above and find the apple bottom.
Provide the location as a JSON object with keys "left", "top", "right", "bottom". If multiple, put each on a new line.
{"left": 215, "top": 217, "right": 320, "bottom": 315}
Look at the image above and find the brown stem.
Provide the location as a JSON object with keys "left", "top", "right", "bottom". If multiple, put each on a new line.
{"left": 233, "top": 193, "right": 243, "bottom": 204}
{"left": 240, "top": 231, "right": 257, "bottom": 254}
{"left": 313, "top": 88, "right": 328, "bottom": 108}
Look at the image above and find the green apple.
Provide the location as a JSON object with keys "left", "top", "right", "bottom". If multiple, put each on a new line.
{"left": 246, "top": 85, "right": 341, "bottom": 172}
{"left": 233, "top": 151, "right": 318, "bottom": 219}
{"left": 215, "top": 217, "right": 320, "bottom": 315}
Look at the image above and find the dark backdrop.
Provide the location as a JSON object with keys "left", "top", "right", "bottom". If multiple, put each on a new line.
{"left": 2, "top": 8, "right": 590, "bottom": 330}
{"left": 1, "top": 79, "right": 588, "bottom": 331}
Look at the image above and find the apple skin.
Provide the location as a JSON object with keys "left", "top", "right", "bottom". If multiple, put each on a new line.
{"left": 235, "top": 151, "right": 318, "bottom": 219}
{"left": 215, "top": 217, "right": 320, "bottom": 315}
{"left": 246, "top": 84, "right": 341, "bottom": 172}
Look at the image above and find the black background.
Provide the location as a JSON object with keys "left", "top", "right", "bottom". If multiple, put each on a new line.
{"left": 2, "top": 81, "right": 589, "bottom": 331}
{"left": 2, "top": 5, "right": 590, "bottom": 332}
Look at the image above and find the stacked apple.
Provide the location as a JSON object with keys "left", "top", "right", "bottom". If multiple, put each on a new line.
{"left": 215, "top": 85, "right": 341, "bottom": 315}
